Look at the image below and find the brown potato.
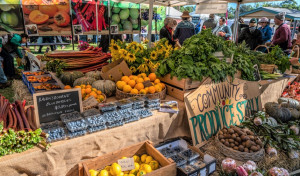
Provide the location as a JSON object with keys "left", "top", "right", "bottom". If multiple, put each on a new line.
{"left": 221, "top": 139, "right": 225, "bottom": 143}
{"left": 230, "top": 143, "right": 235, "bottom": 148}
{"left": 219, "top": 135, "right": 224, "bottom": 139}
{"left": 244, "top": 148, "right": 249, "bottom": 153}
{"left": 233, "top": 146, "right": 239, "bottom": 150}
{"left": 251, "top": 146, "right": 258, "bottom": 152}
{"left": 246, "top": 140, "right": 253, "bottom": 148}
{"left": 229, "top": 139, "right": 235, "bottom": 143}
{"left": 242, "top": 142, "right": 246, "bottom": 146}
{"left": 236, "top": 137, "right": 242, "bottom": 143}
{"left": 256, "top": 139, "right": 263, "bottom": 147}
{"left": 246, "top": 131, "right": 254, "bottom": 135}
{"left": 257, "top": 145, "right": 261, "bottom": 150}
{"left": 224, "top": 142, "right": 230, "bottom": 147}
{"left": 249, "top": 135, "right": 255, "bottom": 140}
{"left": 219, "top": 131, "right": 224, "bottom": 135}
{"left": 232, "top": 134, "right": 237, "bottom": 139}
{"left": 228, "top": 129, "right": 235, "bottom": 134}
{"left": 238, "top": 145, "right": 244, "bottom": 152}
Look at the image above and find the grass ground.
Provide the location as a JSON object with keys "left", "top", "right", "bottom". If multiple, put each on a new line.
{"left": 0, "top": 43, "right": 98, "bottom": 102}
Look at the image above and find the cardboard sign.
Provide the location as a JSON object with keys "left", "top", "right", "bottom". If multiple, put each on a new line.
{"left": 33, "top": 89, "right": 83, "bottom": 127}
{"left": 118, "top": 158, "right": 135, "bottom": 171}
{"left": 185, "top": 77, "right": 262, "bottom": 147}
{"left": 196, "top": 1, "right": 228, "bottom": 14}
{"left": 100, "top": 59, "right": 131, "bottom": 82}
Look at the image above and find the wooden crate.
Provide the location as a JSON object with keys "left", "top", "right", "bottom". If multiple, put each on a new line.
{"left": 165, "top": 84, "right": 195, "bottom": 102}
{"left": 81, "top": 141, "right": 177, "bottom": 176}
{"left": 159, "top": 74, "right": 204, "bottom": 91}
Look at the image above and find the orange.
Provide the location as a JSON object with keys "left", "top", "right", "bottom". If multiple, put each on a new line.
{"left": 128, "top": 80, "right": 136, "bottom": 88}
{"left": 92, "top": 88, "right": 97, "bottom": 92}
{"left": 129, "top": 75, "right": 135, "bottom": 80}
{"left": 136, "top": 78, "right": 144, "bottom": 84}
{"left": 123, "top": 85, "right": 132, "bottom": 93}
{"left": 160, "top": 83, "right": 166, "bottom": 89}
{"left": 123, "top": 77, "right": 131, "bottom": 83}
{"left": 144, "top": 77, "right": 150, "bottom": 82}
{"left": 85, "top": 88, "right": 92, "bottom": 94}
{"left": 135, "top": 83, "right": 144, "bottom": 91}
{"left": 145, "top": 87, "right": 149, "bottom": 94}
{"left": 148, "top": 86, "right": 155, "bottom": 94}
{"left": 140, "top": 73, "right": 147, "bottom": 78}
{"left": 74, "top": 86, "right": 81, "bottom": 89}
{"left": 90, "top": 92, "right": 97, "bottom": 98}
{"left": 121, "top": 76, "right": 129, "bottom": 81}
{"left": 97, "top": 90, "right": 102, "bottom": 95}
{"left": 81, "top": 84, "right": 86, "bottom": 89}
{"left": 81, "top": 89, "right": 85, "bottom": 96}
{"left": 154, "top": 79, "right": 160, "bottom": 84}
{"left": 137, "top": 74, "right": 142, "bottom": 78}
{"left": 117, "top": 81, "right": 127, "bottom": 90}
{"left": 130, "top": 89, "right": 139, "bottom": 94}
{"left": 64, "top": 85, "right": 71, "bottom": 89}
{"left": 86, "top": 85, "right": 92, "bottom": 89}
{"left": 99, "top": 95, "right": 105, "bottom": 101}
{"left": 148, "top": 73, "right": 156, "bottom": 82}
{"left": 139, "top": 89, "right": 147, "bottom": 95}
{"left": 154, "top": 85, "right": 162, "bottom": 92}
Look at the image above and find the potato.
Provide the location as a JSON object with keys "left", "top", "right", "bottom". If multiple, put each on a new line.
{"left": 236, "top": 137, "right": 242, "bottom": 143}
{"left": 234, "top": 141, "right": 239, "bottom": 146}
{"left": 219, "top": 131, "right": 224, "bottom": 135}
{"left": 257, "top": 145, "right": 261, "bottom": 150}
{"left": 246, "top": 140, "right": 253, "bottom": 148}
{"left": 238, "top": 145, "right": 244, "bottom": 152}
{"left": 246, "top": 130, "right": 254, "bottom": 135}
{"left": 229, "top": 139, "right": 235, "bottom": 143}
{"left": 219, "top": 135, "right": 224, "bottom": 139}
{"left": 241, "top": 135, "right": 250, "bottom": 141}
{"left": 233, "top": 146, "right": 239, "bottom": 150}
{"left": 224, "top": 142, "right": 230, "bottom": 147}
{"left": 230, "top": 143, "right": 235, "bottom": 148}
{"left": 225, "top": 134, "right": 232, "bottom": 139}
{"left": 232, "top": 134, "right": 237, "bottom": 139}
{"left": 228, "top": 129, "right": 235, "bottom": 134}
{"left": 222, "top": 129, "right": 228, "bottom": 133}
{"left": 221, "top": 139, "right": 225, "bottom": 143}
{"left": 249, "top": 135, "right": 255, "bottom": 140}
{"left": 230, "top": 125, "right": 235, "bottom": 128}
{"left": 244, "top": 148, "right": 249, "bottom": 153}
{"left": 237, "top": 130, "right": 244, "bottom": 136}
{"left": 225, "top": 139, "right": 229, "bottom": 142}
{"left": 242, "top": 142, "right": 246, "bottom": 146}
{"left": 251, "top": 146, "right": 258, "bottom": 152}
{"left": 256, "top": 139, "right": 263, "bottom": 147}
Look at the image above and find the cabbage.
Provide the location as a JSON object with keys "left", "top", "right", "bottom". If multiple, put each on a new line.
{"left": 130, "top": 8, "right": 139, "bottom": 19}
{"left": 112, "top": 7, "right": 120, "bottom": 14}
{"left": 112, "top": 14, "right": 120, "bottom": 23}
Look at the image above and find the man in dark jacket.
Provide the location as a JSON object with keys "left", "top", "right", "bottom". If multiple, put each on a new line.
{"left": 174, "top": 11, "right": 196, "bottom": 45}
{"left": 231, "top": 17, "right": 249, "bottom": 38}
{"left": 238, "top": 18, "right": 263, "bottom": 50}
{"left": 203, "top": 14, "right": 217, "bottom": 29}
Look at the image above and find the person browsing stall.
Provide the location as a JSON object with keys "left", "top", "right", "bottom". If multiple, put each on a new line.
{"left": 0, "top": 36, "right": 11, "bottom": 88}
{"left": 160, "top": 17, "right": 176, "bottom": 47}
{"left": 174, "top": 11, "right": 196, "bottom": 45}
{"left": 258, "top": 17, "right": 273, "bottom": 44}
{"left": 238, "top": 18, "right": 263, "bottom": 50}
{"left": 213, "top": 17, "right": 232, "bottom": 40}
{"left": 203, "top": 14, "right": 217, "bottom": 30}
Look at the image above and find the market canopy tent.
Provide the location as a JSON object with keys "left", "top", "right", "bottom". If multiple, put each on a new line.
{"left": 240, "top": 7, "right": 300, "bottom": 21}
{"left": 110, "top": 0, "right": 198, "bottom": 6}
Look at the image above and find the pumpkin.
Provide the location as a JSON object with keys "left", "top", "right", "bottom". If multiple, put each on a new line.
{"left": 86, "top": 71, "right": 102, "bottom": 80}
{"left": 278, "top": 97, "right": 299, "bottom": 109}
{"left": 73, "top": 77, "right": 96, "bottom": 86}
{"left": 264, "top": 117, "right": 278, "bottom": 127}
{"left": 60, "top": 71, "right": 84, "bottom": 86}
{"left": 290, "top": 108, "right": 300, "bottom": 120}
{"left": 92, "top": 80, "right": 116, "bottom": 97}
{"left": 265, "top": 102, "right": 292, "bottom": 123}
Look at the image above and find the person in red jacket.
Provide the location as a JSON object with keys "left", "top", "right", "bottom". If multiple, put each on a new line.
{"left": 267, "top": 13, "right": 292, "bottom": 54}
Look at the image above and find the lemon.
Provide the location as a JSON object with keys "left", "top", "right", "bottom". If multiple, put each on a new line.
{"left": 121, "top": 156, "right": 127, "bottom": 159}
{"left": 137, "top": 170, "right": 147, "bottom": 176}
{"left": 134, "top": 162, "right": 140, "bottom": 170}
{"left": 110, "top": 163, "right": 122, "bottom": 175}
{"left": 142, "top": 164, "right": 152, "bottom": 173}
{"left": 105, "top": 166, "right": 111, "bottom": 171}
{"left": 145, "top": 156, "right": 153, "bottom": 164}
{"left": 133, "top": 155, "right": 140, "bottom": 163}
{"left": 89, "top": 169, "right": 99, "bottom": 176}
{"left": 99, "top": 170, "right": 109, "bottom": 176}
{"left": 124, "top": 171, "right": 129, "bottom": 174}
{"left": 129, "top": 169, "right": 138, "bottom": 175}
{"left": 149, "top": 160, "right": 159, "bottom": 170}
{"left": 140, "top": 154, "right": 148, "bottom": 163}
{"left": 117, "top": 172, "right": 124, "bottom": 176}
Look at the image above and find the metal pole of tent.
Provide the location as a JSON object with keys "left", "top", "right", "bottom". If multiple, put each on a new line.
{"left": 69, "top": 0, "right": 75, "bottom": 50}
{"left": 96, "top": 0, "right": 99, "bottom": 46}
{"left": 108, "top": 0, "right": 111, "bottom": 47}
{"left": 148, "top": 0, "right": 154, "bottom": 47}
{"left": 233, "top": 2, "right": 240, "bottom": 43}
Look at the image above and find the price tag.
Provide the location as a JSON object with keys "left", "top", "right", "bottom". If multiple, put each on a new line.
{"left": 118, "top": 158, "right": 135, "bottom": 171}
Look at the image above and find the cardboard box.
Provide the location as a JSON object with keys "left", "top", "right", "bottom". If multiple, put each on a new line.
{"left": 81, "top": 141, "right": 177, "bottom": 176}
{"left": 100, "top": 59, "right": 131, "bottom": 82}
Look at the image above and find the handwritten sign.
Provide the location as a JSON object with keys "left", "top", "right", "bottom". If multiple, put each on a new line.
{"left": 118, "top": 158, "right": 135, "bottom": 171}
{"left": 33, "top": 89, "right": 83, "bottom": 126}
{"left": 185, "top": 77, "right": 262, "bottom": 147}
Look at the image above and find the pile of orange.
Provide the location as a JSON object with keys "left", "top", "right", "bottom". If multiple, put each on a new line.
{"left": 64, "top": 84, "right": 105, "bottom": 103}
{"left": 116, "top": 73, "right": 165, "bottom": 95}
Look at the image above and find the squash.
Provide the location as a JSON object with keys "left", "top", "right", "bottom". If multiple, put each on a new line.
{"left": 86, "top": 71, "right": 102, "bottom": 80}
{"left": 92, "top": 80, "right": 116, "bottom": 97}
{"left": 60, "top": 71, "right": 84, "bottom": 86}
{"left": 73, "top": 77, "right": 97, "bottom": 86}
{"left": 290, "top": 108, "right": 300, "bottom": 120}
{"left": 265, "top": 102, "right": 292, "bottom": 123}
{"left": 278, "top": 97, "right": 299, "bottom": 109}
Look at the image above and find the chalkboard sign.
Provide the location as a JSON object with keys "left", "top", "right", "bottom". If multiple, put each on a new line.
{"left": 33, "top": 89, "right": 83, "bottom": 126}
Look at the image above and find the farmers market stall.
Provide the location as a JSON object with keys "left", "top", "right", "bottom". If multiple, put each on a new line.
{"left": 0, "top": 96, "right": 190, "bottom": 176}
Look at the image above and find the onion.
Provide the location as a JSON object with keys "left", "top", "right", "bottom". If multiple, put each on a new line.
{"left": 290, "top": 125, "right": 299, "bottom": 135}
{"left": 266, "top": 146, "right": 277, "bottom": 157}
{"left": 243, "top": 160, "right": 257, "bottom": 172}
{"left": 254, "top": 117, "right": 262, "bottom": 126}
{"left": 221, "top": 158, "right": 237, "bottom": 174}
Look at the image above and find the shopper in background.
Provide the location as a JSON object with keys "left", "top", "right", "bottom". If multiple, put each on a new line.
{"left": 267, "top": 13, "right": 292, "bottom": 54}
{"left": 238, "top": 18, "right": 263, "bottom": 50}
{"left": 203, "top": 14, "right": 217, "bottom": 30}
{"left": 160, "top": 17, "right": 176, "bottom": 47}
{"left": 0, "top": 36, "right": 10, "bottom": 88}
{"left": 174, "top": 11, "right": 196, "bottom": 45}
{"left": 0, "top": 33, "right": 29, "bottom": 78}
{"left": 258, "top": 17, "right": 272, "bottom": 44}
{"left": 38, "top": 36, "right": 55, "bottom": 53}
{"left": 231, "top": 17, "right": 249, "bottom": 38}
{"left": 213, "top": 17, "right": 232, "bottom": 40}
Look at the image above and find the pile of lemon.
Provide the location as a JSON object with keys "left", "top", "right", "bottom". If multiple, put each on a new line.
{"left": 116, "top": 73, "right": 165, "bottom": 95}
{"left": 89, "top": 154, "right": 159, "bottom": 176}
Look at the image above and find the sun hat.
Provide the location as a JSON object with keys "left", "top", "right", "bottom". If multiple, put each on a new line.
{"left": 258, "top": 17, "right": 269, "bottom": 23}
{"left": 249, "top": 18, "right": 257, "bottom": 23}
{"left": 181, "top": 11, "right": 191, "bottom": 18}
{"left": 275, "top": 12, "right": 285, "bottom": 21}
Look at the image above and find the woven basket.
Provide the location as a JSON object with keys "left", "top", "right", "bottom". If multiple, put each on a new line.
{"left": 116, "top": 87, "right": 166, "bottom": 100}
{"left": 260, "top": 64, "right": 277, "bottom": 74}
{"left": 83, "top": 94, "right": 107, "bottom": 111}
{"left": 215, "top": 131, "right": 265, "bottom": 162}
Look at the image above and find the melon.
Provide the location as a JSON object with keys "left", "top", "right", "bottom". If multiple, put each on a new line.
{"left": 119, "top": 9, "right": 129, "bottom": 20}
{"left": 92, "top": 80, "right": 116, "bottom": 97}
{"left": 131, "top": 19, "right": 138, "bottom": 25}
{"left": 112, "top": 7, "right": 120, "bottom": 14}
{"left": 112, "top": 14, "right": 120, "bottom": 23}
{"left": 132, "top": 24, "right": 138, "bottom": 30}
{"left": 121, "top": 19, "right": 127, "bottom": 24}
{"left": 130, "top": 8, "right": 139, "bottom": 19}
{"left": 123, "top": 21, "right": 132, "bottom": 30}
{"left": 73, "top": 77, "right": 96, "bottom": 86}
{"left": 60, "top": 71, "right": 84, "bottom": 87}
{"left": 141, "top": 20, "right": 148, "bottom": 26}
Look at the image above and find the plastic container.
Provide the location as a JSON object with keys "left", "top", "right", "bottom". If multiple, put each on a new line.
{"left": 145, "top": 97, "right": 160, "bottom": 105}
{"left": 85, "top": 115, "right": 106, "bottom": 128}
{"left": 82, "top": 108, "right": 100, "bottom": 117}
{"left": 179, "top": 149, "right": 200, "bottom": 162}
{"left": 128, "top": 97, "right": 145, "bottom": 106}
{"left": 115, "top": 99, "right": 133, "bottom": 109}
{"left": 44, "top": 127, "right": 67, "bottom": 143}
{"left": 179, "top": 165, "right": 197, "bottom": 174}
{"left": 40, "top": 120, "right": 63, "bottom": 130}
{"left": 60, "top": 111, "right": 82, "bottom": 123}
{"left": 88, "top": 126, "right": 106, "bottom": 133}
{"left": 98, "top": 103, "right": 117, "bottom": 112}
{"left": 65, "top": 119, "right": 88, "bottom": 132}
{"left": 170, "top": 155, "right": 187, "bottom": 167}
{"left": 160, "top": 147, "right": 177, "bottom": 158}
{"left": 132, "top": 104, "right": 145, "bottom": 110}
{"left": 67, "top": 129, "right": 87, "bottom": 139}
{"left": 135, "top": 109, "right": 153, "bottom": 119}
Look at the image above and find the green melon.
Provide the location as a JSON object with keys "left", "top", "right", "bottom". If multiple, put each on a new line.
{"left": 112, "top": 14, "right": 120, "bottom": 23}
{"left": 123, "top": 21, "right": 132, "bottom": 31}
{"left": 119, "top": 9, "right": 129, "bottom": 20}
{"left": 60, "top": 71, "right": 84, "bottom": 87}
{"left": 129, "top": 8, "right": 139, "bottom": 19}
{"left": 112, "top": 7, "right": 120, "bottom": 14}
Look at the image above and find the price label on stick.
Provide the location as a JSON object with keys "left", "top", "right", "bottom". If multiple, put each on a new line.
{"left": 118, "top": 158, "right": 135, "bottom": 171}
